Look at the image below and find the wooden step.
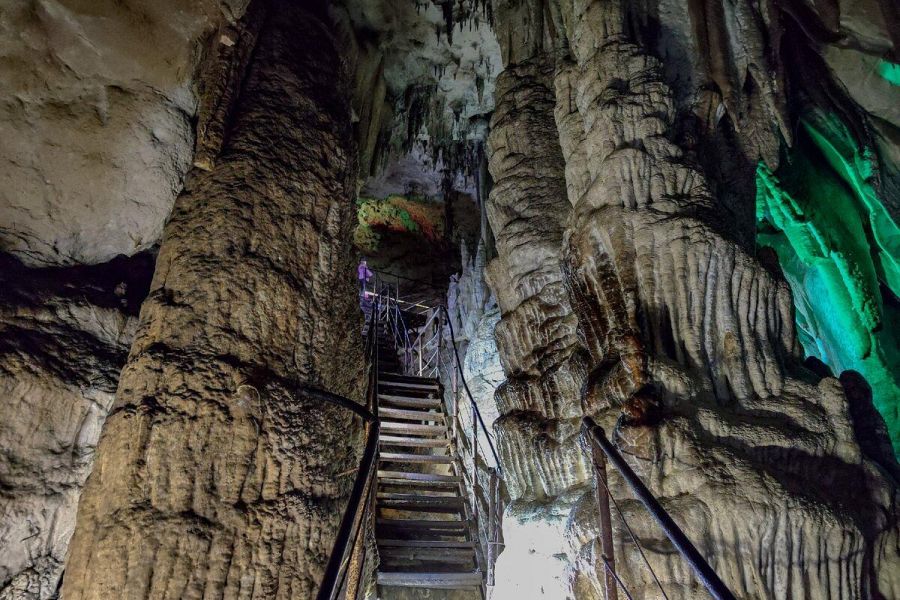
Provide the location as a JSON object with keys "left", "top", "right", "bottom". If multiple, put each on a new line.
{"left": 378, "top": 470, "right": 459, "bottom": 483}
{"left": 379, "top": 435, "right": 448, "bottom": 448}
{"left": 378, "top": 492, "right": 462, "bottom": 501}
{"left": 380, "top": 372, "right": 440, "bottom": 384}
{"left": 379, "top": 407, "right": 443, "bottom": 422}
{"left": 378, "top": 394, "right": 442, "bottom": 409}
{"left": 379, "top": 380, "right": 440, "bottom": 391}
{"left": 377, "top": 571, "right": 482, "bottom": 589}
{"left": 378, "top": 539, "right": 475, "bottom": 550}
{"left": 377, "top": 539, "right": 476, "bottom": 549}
{"left": 378, "top": 547, "right": 475, "bottom": 563}
{"left": 377, "top": 479, "right": 460, "bottom": 490}
{"left": 381, "top": 422, "right": 445, "bottom": 436}
{"left": 379, "top": 452, "right": 454, "bottom": 465}
{"left": 376, "top": 518, "right": 468, "bottom": 532}
{"left": 378, "top": 499, "right": 464, "bottom": 513}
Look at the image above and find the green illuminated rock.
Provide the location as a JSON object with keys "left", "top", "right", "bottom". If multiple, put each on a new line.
{"left": 757, "top": 110, "right": 900, "bottom": 454}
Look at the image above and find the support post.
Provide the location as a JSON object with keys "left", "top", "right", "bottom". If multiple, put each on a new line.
{"left": 583, "top": 418, "right": 737, "bottom": 600}
{"left": 589, "top": 435, "right": 618, "bottom": 600}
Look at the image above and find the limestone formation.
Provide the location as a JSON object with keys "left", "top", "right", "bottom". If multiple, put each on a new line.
{"left": 1, "top": 0, "right": 899, "bottom": 599}
{"left": 60, "top": 3, "right": 365, "bottom": 598}
{"left": 480, "top": 0, "right": 900, "bottom": 598}
{"left": 0, "top": 254, "right": 150, "bottom": 597}
{"left": 0, "top": 0, "right": 249, "bottom": 266}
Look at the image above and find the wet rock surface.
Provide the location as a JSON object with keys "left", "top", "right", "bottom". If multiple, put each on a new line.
{"left": 482, "top": 0, "right": 900, "bottom": 598}
{"left": 0, "top": 0, "right": 898, "bottom": 598}
{"left": 0, "top": 0, "right": 249, "bottom": 266}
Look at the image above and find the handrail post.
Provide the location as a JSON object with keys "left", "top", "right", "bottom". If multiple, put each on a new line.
{"left": 582, "top": 417, "right": 738, "bottom": 600}
{"left": 582, "top": 421, "right": 618, "bottom": 600}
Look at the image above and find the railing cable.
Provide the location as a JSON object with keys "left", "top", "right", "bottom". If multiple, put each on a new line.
{"left": 601, "top": 555, "right": 637, "bottom": 600}
{"left": 441, "top": 305, "right": 502, "bottom": 471}
{"left": 582, "top": 417, "right": 737, "bottom": 600}
{"left": 316, "top": 292, "right": 381, "bottom": 600}
{"left": 594, "top": 456, "right": 670, "bottom": 600}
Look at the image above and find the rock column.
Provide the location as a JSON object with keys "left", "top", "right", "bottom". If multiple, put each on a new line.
{"left": 556, "top": 1, "right": 900, "bottom": 597}
{"left": 484, "top": 57, "right": 590, "bottom": 598}
{"left": 62, "top": 3, "right": 365, "bottom": 598}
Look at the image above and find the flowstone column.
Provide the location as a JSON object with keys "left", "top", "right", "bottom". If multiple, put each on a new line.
{"left": 556, "top": 1, "right": 900, "bottom": 598}
{"left": 62, "top": 3, "right": 365, "bottom": 599}
{"left": 485, "top": 58, "right": 589, "bottom": 599}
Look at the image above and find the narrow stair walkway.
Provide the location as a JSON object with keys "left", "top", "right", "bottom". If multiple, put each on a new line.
{"left": 371, "top": 317, "right": 482, "bottom": 597}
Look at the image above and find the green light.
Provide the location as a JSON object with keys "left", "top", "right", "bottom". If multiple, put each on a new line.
{"left": 877, "top": 59, "right": 900, "bottom": 86}
{"left": 756, "top": 109, "right": 900, "bottom": 456}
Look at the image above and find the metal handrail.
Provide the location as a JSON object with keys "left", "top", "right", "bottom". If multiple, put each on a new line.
{"left": 364, "top": 282, "right": 505, "bottom": 587}
{"left": 316, "top": 294, "right": 381, "bottom": 600}
{"left": 581, "top": 417, "right": 737, "bottom": 600}
{"left": 441, "top": 304, "right": 502, "bottom": 471}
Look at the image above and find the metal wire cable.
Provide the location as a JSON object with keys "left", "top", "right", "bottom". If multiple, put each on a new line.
{"left": 595, "top": 467, "right": 671, "bottom": 600}
{"left": 601, "top": 554, "right": 637, "bottom": 600}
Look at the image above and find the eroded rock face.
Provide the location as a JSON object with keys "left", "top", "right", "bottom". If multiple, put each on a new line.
{"left": 483, "top": 54, "right": 590, "bottom": 599}
{"left": 482, "top": 0, "right": 900, "bottom": 598}
{"left": 60, "top": 3, "right": 365, "bottom": 598}
{"left": 0, "top": 0, "right": 247, "bottom": 266}
{"left": 0, "top": 254, "right": 151, "bottom": 598}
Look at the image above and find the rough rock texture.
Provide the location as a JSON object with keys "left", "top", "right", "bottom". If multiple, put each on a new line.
{"left": 0, "top": 0, "right": 248, "bottom": 266}
{"left": 440, "top": 242, "right": 505, "bottom": 566}
{"left": 482, "top": 54, "right": 590, "bottom": 599}
{"left": 555, "top": 1, "right": 900, "bottom": 598}
{"left": 0, "top": 254, "right": 152, "bottom": 598}
{"left": 337, "top": 0, "right": 501, "bottom": 187}
{"left": 478, "top": 0, "right": 900, "bottom": 598}
{"left": 61, "top": 4, "right": 366, "bottom": 598}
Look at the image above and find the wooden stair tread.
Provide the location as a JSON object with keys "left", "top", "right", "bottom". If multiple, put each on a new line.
{"left": 378, "top": 551, "right": 475, "bottom": 564}
{"left": 377, "top": 493, "right": 462, "bottom": 502}
{"left": 378, "top": 470, "right": 459, "bottom": 483}
{"left": 380, "top": 452, "right": 454, "bottom": 464}
{"left": 377, "top": 480, "right": 460, "bottom": 491}
{"left": 379, "top": 380, "right": 440, "bottom": 390}
{"left": 380, "top": 435, "right": 448, "bottom": 448}
{"left": 377, "top": 518, "right": 468, "bottom": 530}
{"left": 377, "top": 571, "right": 482, "bottom": 589}
{"left": 380, "top": 373, "right": 440, "bottom": 384}
{"left": 379, "top": 407, "right": 443, "bottom": 422}
{"left": 378, "top": 539, "right": 476, "bottom": 549}
{"left": 379, "top": 395, "right": 442, "bottom": 409}
{"left": 378, "top": 500, "right": 463, "bottom": 513}
{"left": 381, "top": 422, "right": 446, "bottom": 436}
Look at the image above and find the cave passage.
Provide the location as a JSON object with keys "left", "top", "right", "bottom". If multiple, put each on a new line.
{"left": 1, "top": 0, "right": 899, "bottom": 599}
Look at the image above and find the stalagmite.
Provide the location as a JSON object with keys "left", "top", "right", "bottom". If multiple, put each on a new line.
{"left": 61, "top": 3, "right": 364, "bottom": 598}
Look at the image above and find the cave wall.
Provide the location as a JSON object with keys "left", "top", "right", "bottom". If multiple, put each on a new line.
{"left": 0, "top": 0, "right": 250, "bottom": 266}
{"left": 0, "top": 255, "right": 152, "bottom": 597}
{"left": 59, "top": 2, "right": 366, "bottom": 597}
{"left": 0, "top": 0, "right": 898, "bottom": 598}
{"left": 484, "top": 0, "right": 900, "bottom": 598}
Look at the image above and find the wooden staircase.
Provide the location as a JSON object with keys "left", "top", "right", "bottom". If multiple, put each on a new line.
{"left": 372, "top": 317, "right": 483, "bottom": 596}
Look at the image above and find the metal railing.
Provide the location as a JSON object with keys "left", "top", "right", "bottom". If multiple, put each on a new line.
{"left": 316, "top": 295, "right": 381, "bottom": 600}
{"left": 349, "top": 273, "right": 510, "bottom": 590}
{"left": 581, "top": 417, "right": 737, "bottom": 600}
{"left": 383, "top": 288, "right": 505, "bottom": 586}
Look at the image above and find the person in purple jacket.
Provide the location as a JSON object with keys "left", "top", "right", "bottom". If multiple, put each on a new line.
{"left": 357, "top": 258, "right": 373, "bottom": 298}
